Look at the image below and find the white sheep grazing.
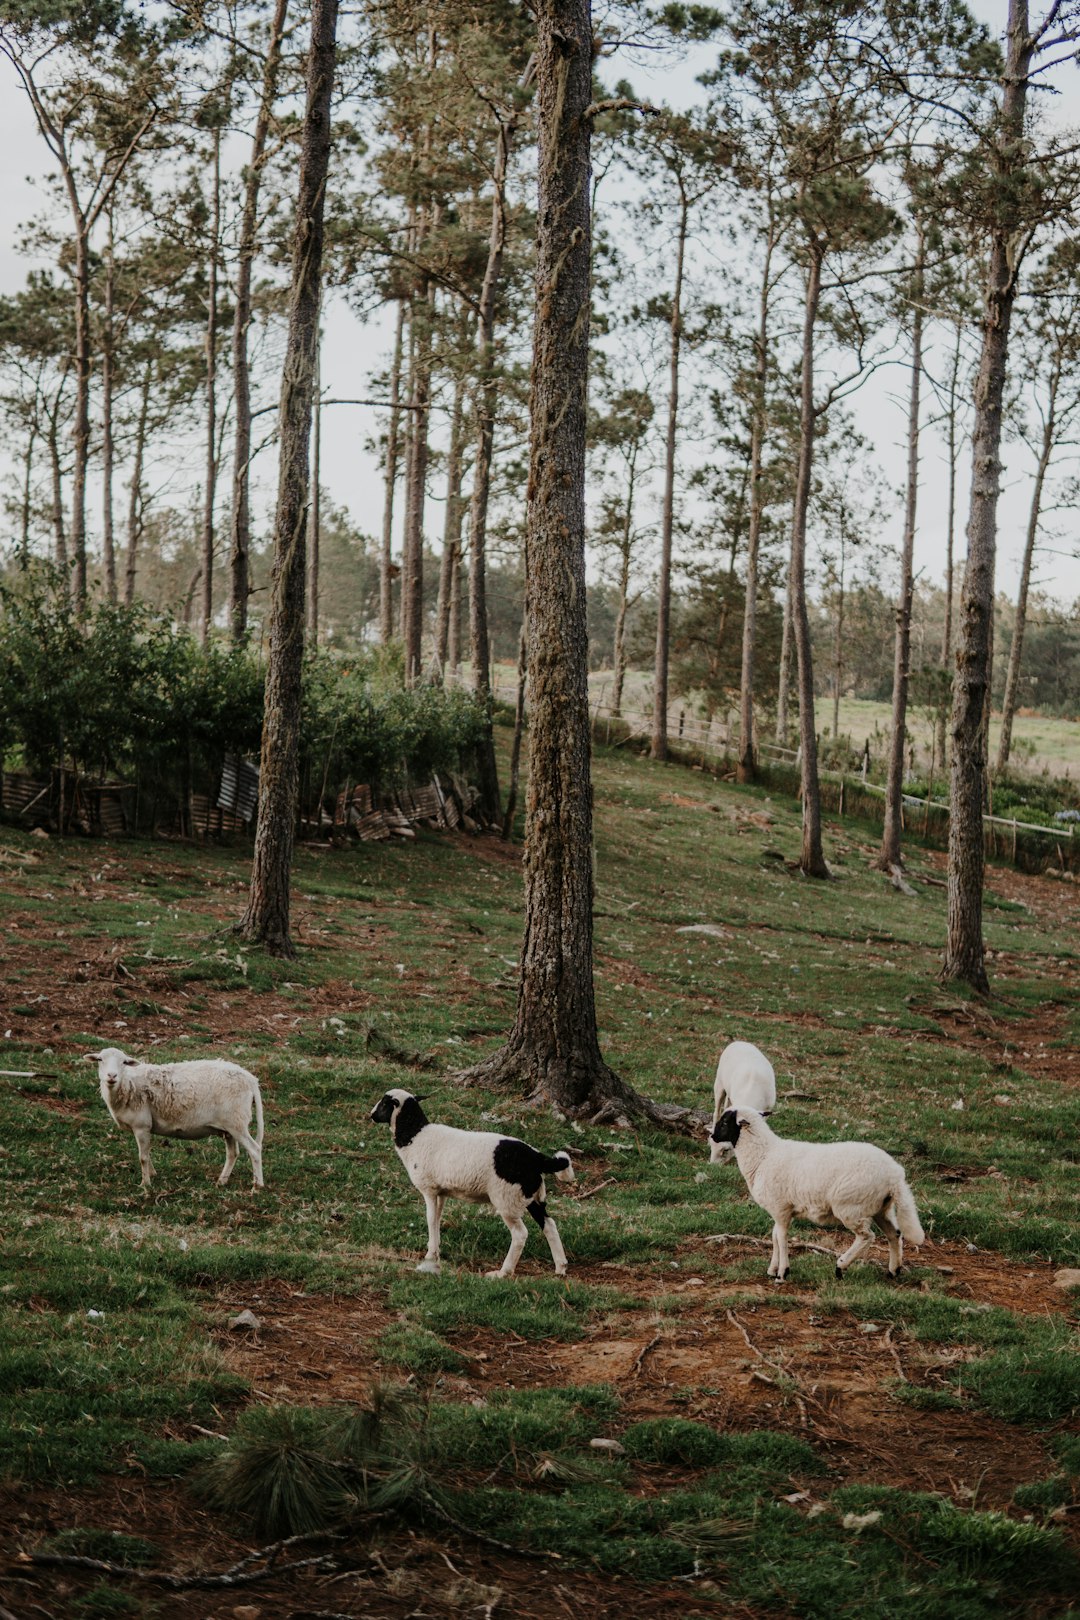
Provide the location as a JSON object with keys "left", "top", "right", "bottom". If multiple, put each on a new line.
{"left": 88, "top": 1047, "right": 264, "bottom": 1191}
{"left": 713, "top": 1039, "right": 777, "bottom": 1125}
{"left": 711, "top": 1108, "right": 924, "bottom": 1281}
{"left": 370, "top": 1088, "right": 574, "bottom": 1279}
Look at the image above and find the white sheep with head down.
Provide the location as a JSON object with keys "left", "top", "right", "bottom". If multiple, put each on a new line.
{"left": 712, "top": 1039, "right": 776, "bottom": 1125}
{"left": 87, "top": 1047, "right": 264, "bottom": 1191}
{"left": 370, "top": 1087, "right": 574, "bottom": 1278}
{"left": 711, "top": 1107, "right": 924, "bottom": 1281}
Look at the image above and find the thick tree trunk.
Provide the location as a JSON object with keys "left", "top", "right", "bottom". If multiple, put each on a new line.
{"left": 650, "top": 186, "right": 688, "bottom": 763}
{"left": 200, "top": 127, "right": 221, "bottom": 646}
{"left": 434, "top": 357, "right": 468, "bottom": 673}
{"left": 878, "top": 236, "right": 924, "bottom": 871}
{"left": 943, "top": 0, "right": 1033, "bottom": 994}
{"left": 446, "top": 538, "right": 461, "bottom": 675}
{"left": 101, "top": 215, "right": 117, "bottom": 602}
{"left": 239, "top": 0, "right": 338, "bottom": 958}
{"left": 790, "top": 243, "right": 829, "bottom": 878}
{"left": 464, "top": 0, "right": 695, "bottom": 1133}
{"left": 124, "top": 364, "right": 151, "bottom": 606}
{"left": 379, "top": 298, "right": 405, "bottom": 644}
{"left": 996, "top": 387, "right": 1055, "bottom": 772}
{"left": 737, "top": 223, "right": 775, "bottom": 783}
{"left": 230, "top": 0, "right": 290, "bottom": 642}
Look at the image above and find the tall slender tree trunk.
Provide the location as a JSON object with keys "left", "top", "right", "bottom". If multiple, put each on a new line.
{"left": 230, "top": 0, "right": 290, "bottom": 641}
{"left": 401, "top": 273, "right": 432, "bottom": 682}
{"left": 790, "top": 241, "right": 828, "bottom": 878}
{"left": 307, "top": 312, "right": 322, "bottom": 643}
{"left": 737, "top": 220, "right": 776, "bottom": 783}
{"left": 943, "top": 0, "right": 1034, "bottom": 993}
{"left": 776, "top": 560, "right": 793, "bottom": 744}
{"left": 469, "top": 107, "right": 521, "bottom": 821}
{"left": 938, "top": 318, "right": 964, "bottom": 768}
{"left": 447, "top": 538, "right": 461, "bottom": 675}
{"left": 434, "top": 356, "right": 468, "bottom": 672}
{"left": 878, "top": 232, "right": 925, "bottom": 871}
{"left": 19, "top": 423, "right": 36, "bottom": 567}
{"left": 650, "top": 183, "right": 688, "bottom": 763}
{"left": 69, "top": 220, "right": 91, "bottom": 607}
{"left": 379, "top": 298, "right": 405, "bottom": 643}
{"left": 831, "top": 543, "right": 845, "bottom": 744}
{"left": 613, "top": 550, "right": 631, "bottom": 719}
{"left": 239, "top": 0, "right": 339, "bottom": 957}
{"left": 101, "top": 212, "right": 117, "bottom": 602}
{"left": 47, "top": 369, "right": 69, "bottom": 575}
{"left": 124, "top": 363, "right": 151, "bottom": 606}
{"left": 201, "top": 126, "right": 221, "bottom": 646}
{"left": 996, "top": 387, "right": 1056, "bottom": 772}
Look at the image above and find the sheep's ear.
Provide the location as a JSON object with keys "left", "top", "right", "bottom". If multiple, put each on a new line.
{"left": 83, "top": 1052, "right": 104, "bottom": 1063}
{"left": 122, "top": 1057, "right": 139, "bottom": 1067}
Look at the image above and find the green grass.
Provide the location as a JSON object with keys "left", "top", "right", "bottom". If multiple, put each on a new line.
{"left": 1, "top": 723, "right": 1078, "bottom": 1616}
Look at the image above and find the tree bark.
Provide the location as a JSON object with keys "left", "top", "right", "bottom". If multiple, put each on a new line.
{"left": 938, "top": 317, "right": 964, "bottom": 769}
{"left": 69, "top": 219, "right": 92, "bottom": 607}
{"left": 996, "top": 374, "right": 1056, "bottom": 772}
{"left": 501, "top": 610, "right": 528, "bottom": 841}
{"left": 306, "top": 311, "right": 322, "bottom": 643}
{"left": 239, "top": 0, "right": 338, "bottom": 958}
{"left": 737, "top": 217, "right": 776, "bottom": 783}
{"left": 101, "top": 211, "right": 117, "bottom": 602}
{"left": 943, "top": 0, "right": 1034, "bottom": 994}
{"left": 47, "top": 368, "right": 69, "bottom": 576}
{"left": 19, "top": 423, "right": 36, "bottom": 568}
{"left": 469, "top": 107, "right": 520, "bottom": 822}
{"left": 790, "top": 242, "right": 829, "bottom": 878}
{"left": 775, "top": 557, "right": 793, "bottom": 744}
{"left": 229, "top": 0, "right": 290, "bottom": 642}
{"left": 434, "top": 355, "right": 468, "bottom": 673}
{"left": 831, "top": 536, "right": 845, "bottom": 744}
{"left": 200, "top": 126, "right": 221, "bottom": 646}
{"left": 446, "top": 536, "right": 461, "bottom": 675}
{"left": 650, "top": 182, "right": 688, "bottom": 763}
{"left": 463, "top": 0, "right": 696, "bottom": 1132}
{"left": 379, "top": 297, "right": 405, "bottom": 644}
{"left": 401, "top": 274, "right": 431, "bottom": 682}
{"left": 878, "top": 232, "right": 924, "bottom": 871}
{"left": 124, "top": 363, "right": 151, "bottom": 606}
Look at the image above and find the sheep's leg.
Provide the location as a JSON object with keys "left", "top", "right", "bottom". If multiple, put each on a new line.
{"left": 873, "top": 1210, "right": 904, "bottom": 1276}
{"left": 218, "top": 1133, "right": 239, "bottom": 1186}
{"left": 133, "top": 1126, "right": 154, "bottom": 1191}
{"left": 231, "top": 1127, "right": 263, "bottom": 1190}
{"left": 713, "top": 1088, "right": 726, "bottom": 1126}
{"left": 834, "top": 1222, "right": 876, "bottom": 1279}
{"left": 769, "top": 1220, "right": 791, "bottom": 1281}
{"left": 528, "top": 1199, "right": 568, "bottom": 1277}
{"left": 416, "top": 1192, "right": 442, "bottom": 1275}
{"left": 487, "top": 1215, "right": 529, "bottom": 1280}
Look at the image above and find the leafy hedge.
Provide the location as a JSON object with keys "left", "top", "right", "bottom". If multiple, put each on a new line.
{"left": 0, "top": 566, "right": 486, "bottom": 832}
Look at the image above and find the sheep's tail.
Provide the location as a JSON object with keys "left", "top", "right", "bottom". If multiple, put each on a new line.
{"left": 540, "top": 1150, "right": 575, "bottom": 1185}
{"left": 889, "top": 1178, "right": 924, "bottom": 1245}
{"left": 252, "top": 1082, "right": 264, "bottom": 1148}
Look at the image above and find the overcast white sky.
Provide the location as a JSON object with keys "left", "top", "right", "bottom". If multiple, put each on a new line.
{"left": 1, "top": 1, "right": 1078, "bottom": 610}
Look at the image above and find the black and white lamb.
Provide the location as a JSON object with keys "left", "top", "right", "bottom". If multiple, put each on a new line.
{"left": 370, "top": 1088, "right": 574, "bottom": 1278}
{"left": 711, "top": 1107, "right": 924, "bottom": 1280}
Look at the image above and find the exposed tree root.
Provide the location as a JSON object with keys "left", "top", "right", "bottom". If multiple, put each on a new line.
{"left": 458, "top": 1045, "right": 708, "bottom": 1138}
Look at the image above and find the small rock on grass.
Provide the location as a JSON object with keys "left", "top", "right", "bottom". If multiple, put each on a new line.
{"left": 590, "top": 1438, "right": 625, "bottom": 1455}
{"left": 228, "top": 1308, "right": 262, "bottom": 1332}
{"left": 1053, "top": 1269, "right": 1080, "bottom": 1290}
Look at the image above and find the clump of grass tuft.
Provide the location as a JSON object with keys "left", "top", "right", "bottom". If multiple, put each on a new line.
{"left": 42, "top": 1529, "right": 159, "bottom": 1567}
{"left": 1013, "top": 1476, "right": 1073, "bottom": 1514}
{"left": 374, "top": 1324, "right": 470, "bottom": 1375}
{"left": 964, "top": 1339, "right": 1080, "bottom": 1425}
{"left": 198, "top": 1404, "right": 363, "bottom": 1537}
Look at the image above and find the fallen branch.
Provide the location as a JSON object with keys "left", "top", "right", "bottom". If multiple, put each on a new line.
{"left": 572, "top": 1177, "right": 616, "bottom": 1201}
{"left": 887, "top": 863, "right": 917, "bottom": 898}
{"left": 631, "top": 1334, "right": 662, "bottom": 1375}
{"left": 705, "top": 1232, "right": 837, "bottom": 1258}
{"left": 0, "top": 1069, "right": 59, "bottom": 1080}
{"left": 21, "top": 1533, "right": 343, "bottom": 1590}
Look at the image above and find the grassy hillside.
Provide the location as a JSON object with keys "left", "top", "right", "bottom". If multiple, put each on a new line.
{"left": 0, "top": 732, "right": 1078, "bottom": 1618}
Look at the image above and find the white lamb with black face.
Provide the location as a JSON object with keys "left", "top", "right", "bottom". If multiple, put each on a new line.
{"left": 370, "top": 1088, "right": 574, "bottom": 1279}
{"left": 711, "top": 1107, "right": 924, "bottom": 1282}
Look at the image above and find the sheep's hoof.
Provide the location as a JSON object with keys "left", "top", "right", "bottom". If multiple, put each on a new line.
{"left": 889, "top": 1266, "right": 903, "bottom": 1278}
{"left": 484, "top": 1269, "right": 511, "bottom": 1281}
{"left": 415, "top": 1259, "right": 441, "bottom": 1276}
{"left": 834, "top": 1265, "right": 844, "bottom": 1280}
{"left": 554, "top": 1268, "right": 568, "bottom": 1278}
